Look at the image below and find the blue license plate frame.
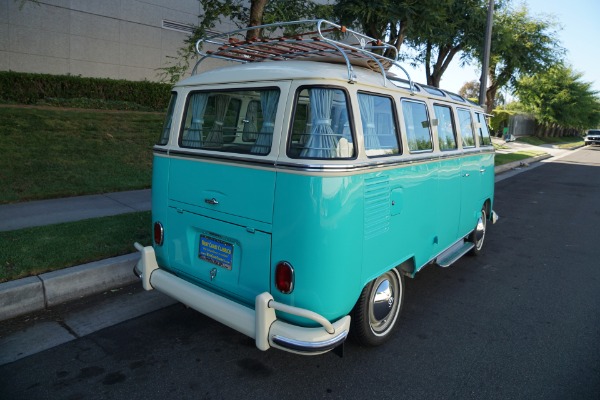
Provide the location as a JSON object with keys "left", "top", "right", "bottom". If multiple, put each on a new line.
{"left": 199, "top": 234, "right": 233, "bottom": 270}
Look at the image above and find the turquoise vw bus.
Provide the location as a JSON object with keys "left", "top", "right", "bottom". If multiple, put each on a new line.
{"left": 134, "top": 20, "right": 498, "bottom": 355}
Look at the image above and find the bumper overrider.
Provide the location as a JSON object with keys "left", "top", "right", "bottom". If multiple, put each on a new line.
{"left": 133, "top": 243, "right": 350, "bottom": 355}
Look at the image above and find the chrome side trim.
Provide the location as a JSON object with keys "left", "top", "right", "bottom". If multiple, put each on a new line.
{"left": 159, "top": 148, "right": 496, "bottom": 174}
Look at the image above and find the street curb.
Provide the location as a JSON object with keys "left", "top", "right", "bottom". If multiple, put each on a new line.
{"left": 0, "top": 253, "right": 139, "bottom": 321}
{"left": 494, "top": 153, "right": 552, "bottom": 175}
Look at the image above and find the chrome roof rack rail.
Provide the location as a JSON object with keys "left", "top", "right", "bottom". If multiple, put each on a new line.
{"left": 192, "top": 19, "right": 414, "bottom": 92}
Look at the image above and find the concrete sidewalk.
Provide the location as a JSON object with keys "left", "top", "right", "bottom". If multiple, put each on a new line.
{"left": 0, "top": 142, "right": 582, "bottom": 323}
{"left": 0, "top": 189, "right": 151, "bottom": 321}
{"left": 0, "top": 189, "right": 151, "bottom": 232}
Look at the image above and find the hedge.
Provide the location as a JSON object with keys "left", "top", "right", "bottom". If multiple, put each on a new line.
{"left": 490, "top": 109, "right": 517, "bottom": 136}
{"left": 0, "top": 71, "right": 171, "bottom": 111}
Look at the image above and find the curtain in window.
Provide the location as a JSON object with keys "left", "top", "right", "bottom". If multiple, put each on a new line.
{"left": 205, "top": 94, "right": 230, "bottom": 148}
{"left": 242, "top": 100, "right": 259, "bottom": 142}
{"left": 251, "top": 90, "right": 279, "bottom": 155}
{"left": 182, "top": 93, "right": 208, "bottom": 147}
{"left": 300, "top": 89, "right": 339, "bottom": 158}
{"left": 358, "top": 93, "right": 380, "bottom": 151}
{"left": 302, "top": 105, "right": 312, "bottom": 145}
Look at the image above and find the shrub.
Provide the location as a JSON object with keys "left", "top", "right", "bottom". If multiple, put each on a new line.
{"left": 0, "top": 71, "right": 171, "bottom": 111}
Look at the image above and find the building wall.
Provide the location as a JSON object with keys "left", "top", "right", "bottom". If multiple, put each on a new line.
{"left": 0, "top": 0, "right": 210, "bottom": 81}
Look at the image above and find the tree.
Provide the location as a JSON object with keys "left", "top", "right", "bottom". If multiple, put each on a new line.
{"left": 459, "top": 80, "right": 480, "bottom": 100}
{"left": 516, "top": 64, "right": 600, "bottom": 136}
{"left": 334, "top": 0, "right": 427, "bottom": 57}
{"left": 159, "top": 0, "right": 333, "bottom": 83}
{"left": 335, "top": 0, "right": 495, "bottom": 88}
{"left": 476, "top": 4, "right": 563, "bottom": 113}
{"left": 408, "top": 0, "right": 489, "bottom": 87}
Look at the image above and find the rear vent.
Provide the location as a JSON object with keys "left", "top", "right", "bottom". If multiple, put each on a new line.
{"left": 364, "top": 176, "right": 391, "bottom": 239}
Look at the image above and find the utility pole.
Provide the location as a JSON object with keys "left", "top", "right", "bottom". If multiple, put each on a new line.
{"left": 479, "top": 0, "right": 495, "bottom": 109}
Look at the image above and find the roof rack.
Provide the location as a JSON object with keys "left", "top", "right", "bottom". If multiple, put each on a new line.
{"left": 192, "top": 19, "right": 414, "bottom": 92}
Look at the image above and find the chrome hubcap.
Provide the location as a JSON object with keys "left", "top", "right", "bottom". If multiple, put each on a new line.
{"left": 369, "top": 270, "right": 401, "bottom": 336}
{"left": 373, "top": 279, "right": 394, "bottom": 321}
{"left": 475, "top": 210, "right": 487, "bottom": 250}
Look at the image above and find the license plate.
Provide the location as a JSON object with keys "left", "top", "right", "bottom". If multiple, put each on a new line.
{"left": 199, "top": 235, "right": 233, "bottom": 270}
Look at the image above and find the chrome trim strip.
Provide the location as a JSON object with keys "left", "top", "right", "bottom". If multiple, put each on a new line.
{"left": 156, "top": 148, "right": 496, "bottom": 174}
{"left": 272, "top": 330, "right": 348, "bottom": 353}
{"left": 153, "top": 146, "right": 169, "bottom": 154}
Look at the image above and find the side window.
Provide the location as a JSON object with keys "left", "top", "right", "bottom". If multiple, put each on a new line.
{"left": 457, "top": 109, "right": 476, "bottom": 148}
{"left": 358, "top": 93, "right": 400, "bottom": 157}
{"left": 242, "top": 100, "right": 260, "bottom": 142}
{"left": 288, "top": 87, "right": 354, "bottom": 159}
{"left": 401, "top": 100, "right": 432, "bottom": 152}
{"left": 433, "top": 104, "right": 457, "bottom": 151}
{"left": 476, "top": 112, "right": 493, "bottom": 146}
{"left": 157, "top": 93, "right": 177, "bottom": 145}
{"left": 180, "top": 88, "right": 280, "bottom": 155}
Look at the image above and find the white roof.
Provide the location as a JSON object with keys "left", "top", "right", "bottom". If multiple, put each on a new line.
{"left": 177, "top": 60, "right": 401, "bottom": 89}
{"left": 175, "top": 59, "right": 482, "bottom": 109}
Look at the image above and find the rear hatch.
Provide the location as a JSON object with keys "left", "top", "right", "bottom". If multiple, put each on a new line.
{"left": 165, "top": 158, "right": 275, "bottom": 306}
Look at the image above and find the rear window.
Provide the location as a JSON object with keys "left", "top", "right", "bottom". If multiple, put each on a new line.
{"left": 180, "top": 88, "right": 280, "bottom": 155}
{"left": 157, "top": 93, "right": 177, "bottom": 145}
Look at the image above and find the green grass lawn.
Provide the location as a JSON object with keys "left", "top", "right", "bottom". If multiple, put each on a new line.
{"left": 0, "top": 211, "right": 151, "bottom": 282}
{"left": 0, "top": 106, "right": 164, "bottom": 204}
{"left": 495, "top": 150, "right": 547, "bottom": 166}
{"left": 516, "top": 135, "right": 584, "bottom": 148}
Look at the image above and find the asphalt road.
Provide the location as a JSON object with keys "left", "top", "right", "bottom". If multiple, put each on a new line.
{"left": 1, "top": 147, "right": 599, "bottom": 400}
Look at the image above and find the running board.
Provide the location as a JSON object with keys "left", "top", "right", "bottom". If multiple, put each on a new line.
{"left": 436, "top": 242, "right": 474, "bottom": 268}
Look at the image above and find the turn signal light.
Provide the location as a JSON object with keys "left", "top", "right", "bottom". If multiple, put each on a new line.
{"left": 153, "top": 221, "right": 164, "bottom": 246}
{"left": 275, "top": 261, "right": 294, "bottom": 294}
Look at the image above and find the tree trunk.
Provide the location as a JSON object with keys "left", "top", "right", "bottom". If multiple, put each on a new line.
{"left": 485, "top": 85, "right": 497, "bottom": 114}
{"left": 430, "top": 44, "right": 461, "bottom": 88}
{"left": 425, "top": 41, "right": 433, "bottom": 86}
{"left": 246, "top": 0, "right": 268, "bottom": 40}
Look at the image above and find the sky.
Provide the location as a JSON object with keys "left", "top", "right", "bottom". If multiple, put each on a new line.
{"left": 403, "top": 0, "right": 600, "bottom": 96}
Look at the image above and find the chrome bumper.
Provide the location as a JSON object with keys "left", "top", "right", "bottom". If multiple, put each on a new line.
{"left": 133, "top": 243, "right": 350, "bottom": 355}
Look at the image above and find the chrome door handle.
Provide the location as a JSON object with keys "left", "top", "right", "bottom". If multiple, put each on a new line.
{"left": 205, "top": 198, "right": 219, "bottom": 205}
{"left": 463, "top": 173, "right": 470, "bottom": 177}
{"left": 480, "top": 168, "right": 486, "bottom": 173}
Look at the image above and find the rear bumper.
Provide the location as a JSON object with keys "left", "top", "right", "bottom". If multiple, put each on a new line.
{"left": 133, "top": 243, "right": 350, "bottom": 355}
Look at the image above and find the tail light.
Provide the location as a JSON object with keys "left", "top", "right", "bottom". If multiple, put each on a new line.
{"left": 153, "top": 221, "right": 164, "bottom": 246}
{"left": 275, "top": 261, "right": 294, "bottom": 294}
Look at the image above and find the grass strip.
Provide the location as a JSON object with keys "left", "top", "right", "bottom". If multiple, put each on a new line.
{"left": 0, "top": 211, "right": 151, "bottom": 282}
{"left": 516, "top": 135, "right": 582, "bottom": 146}
{"left": 495, "top": 150, "right": 547, "bottom": 166}
{"left": 0, "top": 106, "right": 163, "bottom": 204}
{"left": 556, "top": 140, "right": 584, "bottom": 149}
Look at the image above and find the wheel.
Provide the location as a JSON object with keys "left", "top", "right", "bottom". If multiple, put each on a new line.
{"left": 468, "top": 206, "right": 487, "bottom": 256}
{"left": 351, "top": 268, "right": 404, "bottom": 346}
